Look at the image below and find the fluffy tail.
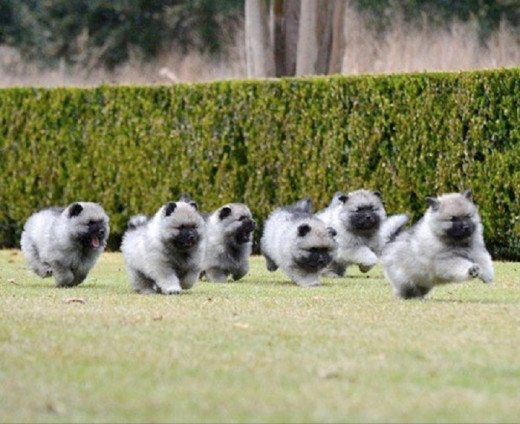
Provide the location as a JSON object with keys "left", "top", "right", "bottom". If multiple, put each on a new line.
{"left": 379, "top": 213, "right": 409, "bottom": 246}
{"left": 127, "top": 214, "right": 150, "bottom": 230}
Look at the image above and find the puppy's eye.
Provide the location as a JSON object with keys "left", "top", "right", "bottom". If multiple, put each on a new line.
{"left": 239, "top": 215, "right": 248, "bottom": 221}
{"left": 178, "top": 224, "right": 196, "bottom": 230}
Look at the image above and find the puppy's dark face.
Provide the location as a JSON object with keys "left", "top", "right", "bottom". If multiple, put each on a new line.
{"left": 296, "top": 247, "right": 333, "bottom": 271}
{"left": 67, "top": 203, "right": 109, "bottom": 250}
{"left": 445, "top": 215, "right": 476, "bottom": 239}
{"left": 427, "top": 191, "right": 479, "bottom": 242}
{"left": 293, "top": 223, "right": 336, "bottom": 271}
{"left": 348, "top": 205, "right": 382, "bottom": 232}
{"left": 337, "top": 190, "right": 386, "bottom": 234}
{"left": 235, "top": 216, "right": 256, "bottom": 244}
{"left": 217, "top": 204, "right": 256, "bottom": 244}
{"left": 161, "top": 201, "right": 205, "bottom": 251}
{"left": 78, "top": 220, "right": 109, "bottom": 249}
{"left": 172, "top": 224, "right": 200, "bottom": 250}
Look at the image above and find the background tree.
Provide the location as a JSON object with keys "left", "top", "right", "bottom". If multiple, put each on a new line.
{"left": 244, "top": 0, "right": 520, "bottom": 78}
{"left": 0, "top": 0, "right": 518, "bottom": 74}
{"left": 246, "top": 0, "right": 348, "bottom": 78}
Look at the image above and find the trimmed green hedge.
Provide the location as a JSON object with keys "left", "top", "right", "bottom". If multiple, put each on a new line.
{"left": 1, "top": 69, "right": 519, "bottom": 259}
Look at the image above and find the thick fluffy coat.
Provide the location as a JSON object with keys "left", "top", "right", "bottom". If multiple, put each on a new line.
{"left": 203, "top": 203, "right": 256, "bottom": 283}
{"left": 316, "top": 189, "right": 408, "bottom": 277}
{"left": 381, "top": 190, "right": 494, "bottom": 299}
{"left": 20, "top": 202, "right": 109, "bottom": 287}
{"left": 121, "top": 201, "right": 206, "bottom": 294}
{"left": 261, "top": 198, "right": 337, "bottom": 287}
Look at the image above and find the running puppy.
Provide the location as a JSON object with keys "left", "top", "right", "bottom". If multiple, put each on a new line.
{"left": 20, "top": 202, "right": 109, "bottom": 287}
{"left": 381, "top": 190, "right": 494, "bottom": 299}
{"left": 121, "top": 201, "right": 206, "bottom": 294}
{"left": 203, "top": 203, "right": 256, "bottom": 283}
{"left": 316, "top": 189, "right": 408, "bottom": 277}
{"left": 261, "top": 198, "right": 337, "bottom": 287}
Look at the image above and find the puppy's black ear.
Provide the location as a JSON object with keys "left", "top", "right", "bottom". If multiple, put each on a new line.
{"left": 462, "top": 189, "right": 472, "bottom": 200}
{"left": 327, "top": 227, "right": 337, "bottom": 237}
{"left": 426, "top": 196, "right": 440, "bottom": 211}
{"left": 373, "top": 191, "right": 382, "bottom": 198}
{"left": 165, "top": 202, "right": 177, "bottom": 217}
{"left": 338, "top": 194, "right": 348, "bottom": 203}
{"left": 219, "top": 206, "right": 232, "bottom": 220}
{"left": 68, "top": 203, "right": 83, "bottom": 218}
{"left": 297, "top": 224, "right": 311, "bottom": 237}
{"left": 189, "top": 201, "right": 198, "bottom": 210}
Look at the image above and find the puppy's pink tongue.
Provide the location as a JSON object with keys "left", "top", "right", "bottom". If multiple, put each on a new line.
{"left": 91, "top": 237, "right": 100, "bottom": 248}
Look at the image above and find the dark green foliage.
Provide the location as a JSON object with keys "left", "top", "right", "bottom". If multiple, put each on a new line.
{"left": 352, "top": 0, "right": 520, "bottom": 38}
{"left": 1, "top": 69, "right": 519, "bottom": 259}
{"left": 0, "top": 0, "right": 243, "bottom": 69}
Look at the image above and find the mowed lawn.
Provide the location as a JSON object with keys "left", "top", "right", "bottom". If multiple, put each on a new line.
{"left": 1, "top": 249, "right": 519, "bottom": 423}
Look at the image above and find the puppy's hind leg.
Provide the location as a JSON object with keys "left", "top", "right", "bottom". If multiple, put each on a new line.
{"left": 22, "top": 240, "right": 52, "bottom": 278}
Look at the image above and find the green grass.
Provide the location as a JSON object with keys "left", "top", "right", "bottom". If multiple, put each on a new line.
{"left": 1, "top": 249, "right": 520, "bottom": 423}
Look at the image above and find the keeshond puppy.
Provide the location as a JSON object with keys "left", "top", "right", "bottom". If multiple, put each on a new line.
{"left": 20, "top": 202, "right": 109, "bottom": 287}
{"left": 381, "top": 190, "right": 494, "bottom": 299}
{"left": 261, "top": 198, "right": 337, "bottom": 287}
{"left": 203, "top": 203, "right": 256, "bottom": 283}
{"left": 121, "top": 201, "right": 206, "bottom": 294}
{"left": 316, "top": 189, "right": 409, "bottom": 277}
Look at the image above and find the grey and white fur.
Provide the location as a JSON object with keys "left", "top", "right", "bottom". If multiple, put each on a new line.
{"left": 121, "top": 200, "right": 206, "bottom": 294}
{"left": 316, "top": 189, "right": 409, "bottom": 277}
{"left": 261, "top": 198, "right": 337, "bottom": 287}
{"left": 203, "top": 203, "right": 256, "bottom": 283}
{"left": 381, "top": 190, "right": 494, "bottom": 299}
{"left": 20, "top": 202, "right": 109, "bottom": 287}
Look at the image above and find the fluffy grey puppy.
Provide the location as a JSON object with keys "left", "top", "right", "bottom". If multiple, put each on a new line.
{"left": 121, "top": 201, "right": 206, "bottom": 294}
{"left": 203, "top": 203, "right": 256, "bottom": 283}
{"left": 381, "top": 190, "right": 494, "bottom": 299}
{"left": 20, "top": 202, "right": 109, "bottom": 287}
{"left": 316, "top": 189, "right": 409, "bottom": 277}
{"left": 261, "top": 198, "right": 337, "bottom": 287}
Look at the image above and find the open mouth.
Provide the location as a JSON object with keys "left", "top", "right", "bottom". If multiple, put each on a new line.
{"left": 175, "top": 238, "right": 197, "bottom": 249}
{"left": 91, "top": 237, "right": 101, "bottom": 249}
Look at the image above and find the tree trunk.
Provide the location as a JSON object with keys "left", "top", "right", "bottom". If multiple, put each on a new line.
{"left": 295, "top": 0, "right": 320, "bottom": 76}
{"left": 245, "top": 0, "right": 274, "bottom": 78}
{"left": 246, "top": 0, "right": 347, "bottom": 78}
{"left": 328, "top": 0, "right": 348, "bottom": 74}
{"left": 271, "top": 0, "right": 300, "bottom": 77}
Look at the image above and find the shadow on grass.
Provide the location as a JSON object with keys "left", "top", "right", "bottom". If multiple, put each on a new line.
{"left": 428, "top": 297, "right": 519, "bottom": 305}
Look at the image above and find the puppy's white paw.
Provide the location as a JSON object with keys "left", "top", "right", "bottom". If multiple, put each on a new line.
{"left": 154, "top": 283, "right": 182, "bottom": 295}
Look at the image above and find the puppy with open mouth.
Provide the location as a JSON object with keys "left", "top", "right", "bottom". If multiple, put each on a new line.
{"left": 20, "top": 202, "right": 110, "bottom": 287}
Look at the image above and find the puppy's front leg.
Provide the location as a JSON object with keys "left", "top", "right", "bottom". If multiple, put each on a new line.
{"left": 156, "top": 274, "right": 182, "bottom": 294}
